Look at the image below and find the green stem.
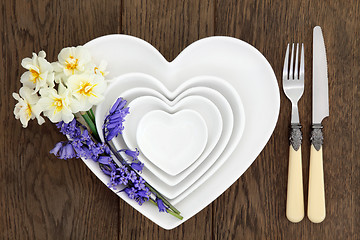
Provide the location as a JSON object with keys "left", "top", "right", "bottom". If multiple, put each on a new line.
{"left": 87, "top": 109, "right": 95, "bottom": 123}
{"left": 90, "top": 108, "right": 95, "bottom": 118}
{"left": 81, "top": 112, "right": 100, "bottom": 141}
{"left": 149, "top": 199, "right": 183, "bottom": 220}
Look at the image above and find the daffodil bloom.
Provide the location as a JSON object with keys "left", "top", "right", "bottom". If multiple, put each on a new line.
{"left": 53, "top": 46, "right": 92, "bottom": 77}
{"left": 67, "top": 73, "right": 107, "bottom": 112}
{"left": 13, "top": 86, "right": 45, "bottom": 128}
{"left": 36, "top": 84, "right": 74, "bottom": 123}
{"left": 20, "top": 51, "right": 55, "bottom": 94}
{"left": 93, "top": 60, "right": 109, "bottom": 77}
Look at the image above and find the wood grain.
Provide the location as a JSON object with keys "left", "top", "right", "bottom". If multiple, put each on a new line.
{"left": 1, "top": 0, "right": 120, "bottom": 239}
{"left": 1, "top": 0, "right": 359, "bottom": 239}
{"left": 122, "top": 0, "right": 215, "bottom": 62}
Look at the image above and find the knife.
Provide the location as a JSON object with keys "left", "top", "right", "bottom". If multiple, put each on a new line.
{"left": 308, "top": 26, "right": 329, "bottom": 223}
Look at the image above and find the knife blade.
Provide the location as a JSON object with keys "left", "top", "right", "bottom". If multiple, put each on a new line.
{"left": 313, "top": 26, "right": 329, "bottom": 125}
{"left": 308, "top": 26, "right": 328, "bottom": 223}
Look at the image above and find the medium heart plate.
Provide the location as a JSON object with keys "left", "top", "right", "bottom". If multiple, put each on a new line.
{"left": 82, "top": 35, "right": 280, "bottom": 229}
{"left": 118, "top": 86, "right": 229, "bottom": 186}
{"left": 104, "top": 86, "right": 228, "bottom": 187}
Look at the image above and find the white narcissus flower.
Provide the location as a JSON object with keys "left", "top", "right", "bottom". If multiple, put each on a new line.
{"left": 13, "top": 86, "right": 45, "bottom": 128}
{"left": 20, "top": 51, "right": 55, "bottom": 94}
{"left": 36, "top": 84, "right": 74, "bottom": 123}
{"left": 67, "top": 73, "right": 107, "bottom": 112}
{"left": 53, "top": 46, "right": 92, "bottom": 77}
{"left": 93, "top": 60, "right": 109, "bottom": 77}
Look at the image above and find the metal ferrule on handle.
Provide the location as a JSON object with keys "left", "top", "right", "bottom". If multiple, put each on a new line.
{"left": 286, "top": 124, "right": 304, "bottom": 222}
{"left": 290, "top": 124, "right": 302, "bottom": 151}
{"left": 310, "top": 124, "right": 324, "bottom": 150}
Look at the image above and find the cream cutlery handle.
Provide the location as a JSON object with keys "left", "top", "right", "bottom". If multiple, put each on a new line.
{"left": 308, "top": 144, "right": 326, "bottom": 223}
{"left": 286, "top": 145, "right": 304, "bottom": 223}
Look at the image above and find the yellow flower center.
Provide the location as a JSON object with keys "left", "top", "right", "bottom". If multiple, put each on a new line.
{"left": 94, "top": 67, "right": 105, "bottom": 76}
{"left": 29, "top": 68, "right": 41, "bottom": 84}
{"left": 65, "top": 56, "right": 79, "bottom": 74}
{"left": 53, "top": 98, "right": 63, "bottom": 114}
{"left": 78, "top": 81, "right": 97, "bottom": 97}
{"left": 25, "top": 103, "right": 32, "bottom": 120}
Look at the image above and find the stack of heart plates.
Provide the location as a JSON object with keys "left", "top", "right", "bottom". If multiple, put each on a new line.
{"left": 82, "top": 35, "right": 280, "bottom": 229}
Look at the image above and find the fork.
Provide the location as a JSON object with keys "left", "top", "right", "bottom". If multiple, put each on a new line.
{"left": 283, "top": 43, "right": 305, "bottom": 223}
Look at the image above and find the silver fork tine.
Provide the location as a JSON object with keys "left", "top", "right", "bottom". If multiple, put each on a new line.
{"left": 300, "top": 43, "right": 305, "bottom": 81}
{"left": 283, "top": 44, "right": 290, "bottom": 80}
{"left": 289, "top": 43, "right": 295, "bottom": 79}
{"left": 294, "top": 43, "right": 299, "bottom": 79}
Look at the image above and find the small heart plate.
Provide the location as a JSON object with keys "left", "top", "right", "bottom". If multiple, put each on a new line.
{"left": 137, "top": 108, "right": 208, "bottom": 175}
{"left": 82, "top": 35, "right": 280, "bottom": 229}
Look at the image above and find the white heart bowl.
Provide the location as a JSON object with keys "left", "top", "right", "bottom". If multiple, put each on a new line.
{"left": 137, "top": 109, "right": 208, "bottom": 175}
{"left": 84, "top": 35, "right": 280, "bottom": 229}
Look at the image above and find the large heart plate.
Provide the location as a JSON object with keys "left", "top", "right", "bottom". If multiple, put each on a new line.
{"left": 82, "top": 35, "right": 280, "bottom": 229}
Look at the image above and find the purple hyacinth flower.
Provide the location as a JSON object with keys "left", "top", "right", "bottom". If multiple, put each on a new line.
{"left": 134, "top": 177, "right": 146, "bottom": 190}
{"left": 55, "top": 121, "right": 63, "bottom": 128}
{"left": 107, "top": 182, "right": 117, "bottom": 190}
{"left": 123, "top": 148, "right": 139, "bottom": 160}
{"left": 86, "top": 138, "right": 96, "bottom": 149}
{"left": 156, "top": 197, "right": 167, "bottom": 212}
{"left": 71, "top": 138, "right": 83, "bottom": 149}
{"left": 57, "top": 119, "right": 82, "bottom": 139}
{"left": 80, "top": 129, "right": 91, "bottom": 142}
{"left": 119, "top": 176, "right": 128, "bottom": 185}
{"left": 58, "top": 142, "right": 76, "bottom": 160}
{"left": 131, "top": 161, "right": 144, "bottom": 172}
{"left": 106, "top": 126, "right": 124, "bottom": 141}
{"left": 104, "top": 97, "right": 130, "bottom": 141}
{"left": 73, "top": 144, "right": 92, "bottom": 160}
{"left": 90, "top": 143, "right": 103, "bottom": 157}
{"left": 98, "top": 156, "right": 111, "bottom": 164}
{"left": 119, "top": 166, "right": 129, "bottom": 176}
{"left": 128, "top": 171, "right": 137, "bottom": 182}
{"left": 109, "top": 98, "right": 127, "bottom": 114}
{"left": 135, "top": 197, "right": 146, "bottom": 206}
{"left": 137, "top": 188, "right": 151, "bottom": 200}
{"left": 106, "top": 121, "right": 123, "bottom": 129}
{"left": 123, "top": 187, "right": 137, "bottom": 199}
{"left": 110, "top": 171, "right": 121, "bottom": 183}
{"left": 103, "top": 145, "right": 111, "bottom": 155}
{"left": 95, "top": 143, "right": 107, "bottom": 155}
{"left": 50, "top": 142, "right": 64, "bottom": 156}
{"left": 107, "top": 161, "right": 117, "bottom": 172}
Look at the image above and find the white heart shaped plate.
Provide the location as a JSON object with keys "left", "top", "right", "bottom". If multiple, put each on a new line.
{"left": 137, "top": 108, "right": 208, "bottom": 175}
{"left": 82, "top": 35, "right": 280, "bottom": 229}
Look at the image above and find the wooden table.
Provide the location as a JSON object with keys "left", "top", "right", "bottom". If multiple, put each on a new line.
{"left": 1, "top": 0, "right": 359, "bottom": 239}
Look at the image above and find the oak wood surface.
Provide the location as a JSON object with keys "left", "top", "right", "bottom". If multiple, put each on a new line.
{"left": 1, "top": 0, "right": 359, "bottom": 239}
